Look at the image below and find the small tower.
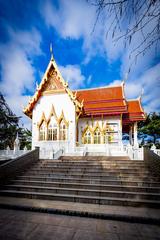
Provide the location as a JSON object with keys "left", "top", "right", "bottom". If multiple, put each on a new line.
{"left": 14, "top": 132, "right": 20, "bottom": 153}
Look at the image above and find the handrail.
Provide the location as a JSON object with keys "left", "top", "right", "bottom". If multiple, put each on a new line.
{"left": 0, "top": 147, "right": 39, "bottom": 184}
{"left": 144, "top": 147, "right": 160, "bottom": 179}
{"left": 124, "top": 144, "right": 144, "bottom": 160}
{"left": 53, "top": 148, "right": 63, "bottom": 159}
{"left": 0, "top": 150, "right": 30, "bottom": 160}
{"left": 83, "top": 146, "right": 87, "bottom": 156}
{"left": 153, "top": 149, "right": 160, "bottom": 157}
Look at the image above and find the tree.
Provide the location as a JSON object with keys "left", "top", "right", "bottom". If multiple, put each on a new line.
{"left": 0, "top": 92, "right": 19, "bottom": 149}
{"left": 0, "top": 93, "right": 32, "bottom": 150}
{"left": 89, "top": 0, "right": 160, "bottom": 72}
{"left": 138, "top": 112, "right": 160, "bottom": 145}
{"left": 18, "top": 128, "right": 32, "bottom": 150}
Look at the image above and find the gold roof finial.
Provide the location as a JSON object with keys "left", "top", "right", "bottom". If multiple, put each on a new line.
{"left": 50, "top": 43, "right": 54, "bottom": 61}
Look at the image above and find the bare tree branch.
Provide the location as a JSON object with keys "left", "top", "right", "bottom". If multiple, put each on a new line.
{"left": 89, "top": 0, "right": 160, "bottom": 71}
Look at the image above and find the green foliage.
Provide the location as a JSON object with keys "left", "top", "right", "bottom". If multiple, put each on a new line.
{"left": 0, "top": 92, "right": 31, "bottom": 150}
{"left": 18, "top": 128, "right": 32, "bottom": 150}
{"left": 138, "top": 112, "right": 160, "bottom": 145}
{"left": 0, "top": 93, "right": 19, "bottom": 149}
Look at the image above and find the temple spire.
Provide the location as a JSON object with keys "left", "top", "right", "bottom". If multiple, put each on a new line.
{"left": 50, "top": 43, "right": 54, "bottom": 61}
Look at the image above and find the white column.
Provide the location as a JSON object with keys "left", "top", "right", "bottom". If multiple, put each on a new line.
{"left": 133, "top": 122, "right": 138, "bottom": 147}
{"left": 105, "top": 132, "right": 109, "bottom": 155}
{"left": 119, "top": 118, "right": 123, "bottom": 147}
{"left": 45, "top": 123, "right": 48, "bottom": 141}
{"left": 129, "top": 125, "right": 133, "bottom": 146}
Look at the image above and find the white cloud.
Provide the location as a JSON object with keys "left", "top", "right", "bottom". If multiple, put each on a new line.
{"left": 109, "top": 64, "right": 160, "bottom": 113}
{"left": 41, "top": 0, "right": 160, "bottom": 80}
{"left": 8, "top": 27, "right": 42, "bottom": 56}
{"left": 41, "top": 0, "right": 105, "bottom": 63}
{"left": 108, "top": 79, "right": 122, "bottom": 86}
{"left": 124, "top": 82, "right": 142, "bottom": 100}
{"left": 0, "top": 46, "right": 35, "bottom": 96}
{"left": 135, "top": 64, "right": 160, "bottom": 113}
{"left": 0, "top": 28, "right": 42, "bottom": 128}
{"left": 42, "top": 0, "right": 95, "bottom": 39}
{"left": 59, "top": 64, "right": 85, "bottom": 89}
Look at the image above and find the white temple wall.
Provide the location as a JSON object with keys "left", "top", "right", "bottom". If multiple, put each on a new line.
{"left": 32, "top": 93, "right": 76, "bottom": 153}
{"left": 78, "top": 115, "right": 122, "bottom": 145}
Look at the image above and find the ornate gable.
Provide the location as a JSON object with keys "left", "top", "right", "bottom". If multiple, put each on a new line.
{"left": 23, "top": 56, "right": 83, "bottom": 118}
{"left": 42, "top": 65, "right": 65, "bottom": 93}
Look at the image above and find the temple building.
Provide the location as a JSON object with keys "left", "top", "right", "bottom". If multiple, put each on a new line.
{"left": 24, "top": 53, "right": 145, "bottom": 157}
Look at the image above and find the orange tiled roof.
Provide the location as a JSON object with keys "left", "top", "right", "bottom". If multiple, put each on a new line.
{"left": 123, "top": 99, "right": 145, "bottom": 122}
{"left": 23, "top": 57, "right": 145, "bottom": 123}
{"left": 75, "top": 85, "right": 127, "bottom": 116}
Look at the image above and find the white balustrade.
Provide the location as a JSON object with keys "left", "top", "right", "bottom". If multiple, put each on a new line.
{"left": 0, "top": 149, "right": 31, "bottom": 161}
{"left": 53, "top": 149, "right": 63, "bottom": 159}
{"left": 123, "top": 144, "right": 144, "bottom": 160}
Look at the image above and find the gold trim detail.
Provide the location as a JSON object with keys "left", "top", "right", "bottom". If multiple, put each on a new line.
{"left": 23, "top": 57, "right": 84, "bottom": 118}
{"left": 37, "top": 112, "right": 47, "bottom": 128}
{"left": 58, "top": 110, "right": 69, "bottom": 128}
{"left": 81, "top": 125, "right": 93, "bottom": 144}
{"left": 47, "top": 105, "right": 59, "bottom": 125}
{"left": 93, "top": 121, "right": 103, "bottom": 133}
{"left": 37, "top": 106, "right": 69, "bottom": 141}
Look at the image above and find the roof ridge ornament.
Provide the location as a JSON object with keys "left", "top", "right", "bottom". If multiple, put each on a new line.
{"left": 50, "top": 43, "right": 54, "bottom": 61}
{"left": 36, "top": 81, "right": 39, "bottom": 90}
{"left": 122, "top": 72, "right": 128, "bottom": 85}
{"left": 138, "top": 88, "right": 144, "bottom": 100}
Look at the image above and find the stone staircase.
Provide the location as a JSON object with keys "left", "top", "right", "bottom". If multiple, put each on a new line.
{"left": 0, "top": 156, "right": 160, "bottom": 208}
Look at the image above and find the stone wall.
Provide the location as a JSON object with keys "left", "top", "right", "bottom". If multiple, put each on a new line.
{"left": 0, "top": 147, "right": 39, "bottom": 185}
{"left": 144, "top": 147, "right": 160, "bottom": 180}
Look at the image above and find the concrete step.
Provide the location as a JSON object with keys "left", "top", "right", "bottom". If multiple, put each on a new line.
{"left": 1, "top": 189, "right": 160, "bottom": 208}
{"left": 39, "top": 164, "right": 147, "bottom": 170}
{"left": 30, "top": 166, "right": 148, "bottom": 173}
{"left": 11, "top": 180, "right": 160, "bottom": 193}
{"left": 41, "top": 161, "right": 146, "bottom": 167}
{"left": 16, "top": 175, "right": 160, "bottom": 187}
{"left": 0, "top": 196, "right": 160, "bottom": 224}
{"left": 3, "top": 184, "right": 160, "bottom": 201}
{"left": 37, "top": 166, "right": 147, "bottom": 172}
{"left": 45, "top": 160, "right": 144, "bottom": 164}
{"left": 26, "top": 168, "right": 149, "bottom": 175}
{"left": 60, "top": 156, "right": 131, "bottom": 161}
{"left": 1, "top": 156, "right": 160, "bottom": 212}
{"left": 22, "top": 171, "right": 152, "bottom": 179}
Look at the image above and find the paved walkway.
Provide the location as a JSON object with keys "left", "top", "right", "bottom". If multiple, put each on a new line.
{"left": 0, "top": 196, "right": 160, "bottom": 224}
{"left": 0, "top": 208, "right": 160, "bottom": 240}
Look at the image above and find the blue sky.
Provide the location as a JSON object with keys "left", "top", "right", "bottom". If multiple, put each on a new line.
{"left": 0, "top": 0, "right": 160, "bottom": 129}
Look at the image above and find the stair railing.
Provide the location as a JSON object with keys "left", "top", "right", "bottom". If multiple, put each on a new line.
{"left": 53, "top": 148, "right": 63, "bottom": 160}
{"left": 144, "top": 147, "right": 160, "bottom": 179}
{"left": 124, "top": 144, "right": 144, "bottom": 160}
{"left": 0, "top": 147, "right": 39, "bottom": 184}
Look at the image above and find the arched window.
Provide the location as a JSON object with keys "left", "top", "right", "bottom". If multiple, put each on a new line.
{"left": 39, "top": 121, "right": 46, "bottom": 141}
{"left": 84, "top": 129, "right": 91, "bottom": 144}
{"left": 94, "top": 128, "right": 101, "bottom": 144}
{"left": 48, "top": 116, "right": 58, "bottom": 141}
{"left": 59, "top": 120, "right": 67, "bottom": 140}
{"left": 103, "top": 131, "right": 114, "bottom": 143}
